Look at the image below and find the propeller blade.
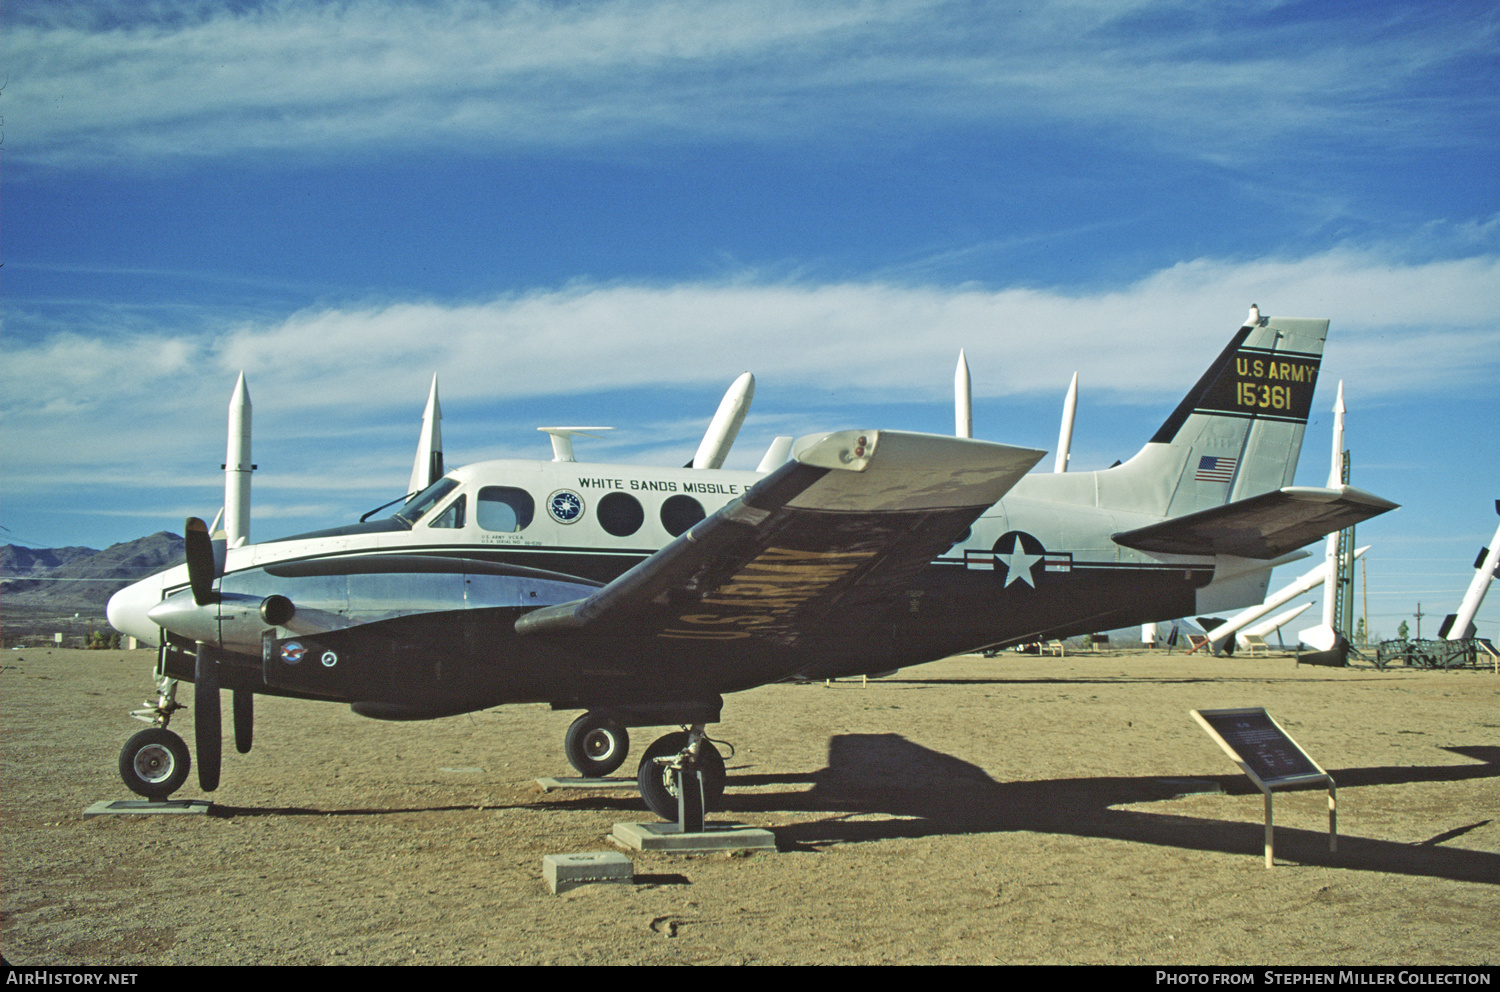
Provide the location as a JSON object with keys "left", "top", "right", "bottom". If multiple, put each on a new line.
{"left": 184, "top": 517, "right": 220, "bottom": 606}
{"left": 195, "top": 642, "right": 222, "bottom": 791}
{"left": 233, "top": 690, "right": 254, "bottom": 754}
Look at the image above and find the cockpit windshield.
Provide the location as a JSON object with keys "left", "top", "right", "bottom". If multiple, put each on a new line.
{"left": 390, "top": 478, "right": 460, "bottom": 526}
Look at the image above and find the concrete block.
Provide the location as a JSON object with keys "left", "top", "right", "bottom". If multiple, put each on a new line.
{"left": 542, "top": 851, "right": 633, "bottom": 894}
{"left": 83, "top": 799, "right": 213, "bottom": 818}
{"left": 535, "top": 776, "right": 635, "bottom": 791}
{"left": 611, "top": 821, "right": 778, "bottom": 854}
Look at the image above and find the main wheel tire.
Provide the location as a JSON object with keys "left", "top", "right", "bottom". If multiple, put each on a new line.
{"left": 636, "top": 732, "right": 725, "bottom": 821}
{"left": 119, "top": 728, "right": 191, "bottom": 800}
{"left": 565, "top": 713, "right": 630, "bottom": 777}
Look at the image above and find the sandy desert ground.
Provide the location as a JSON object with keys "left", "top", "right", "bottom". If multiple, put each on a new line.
{"left": 1, "top": 647, "right": 1496, "bottom": 967}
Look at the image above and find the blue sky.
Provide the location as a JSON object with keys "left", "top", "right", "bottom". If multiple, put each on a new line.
{"left": 3, "top": 0, "right": 1497, "bottom": 641}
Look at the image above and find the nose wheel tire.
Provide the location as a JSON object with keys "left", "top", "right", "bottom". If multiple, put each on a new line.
{"left": 564, "top": 713, "right": 630, "bottom": 777}
{"left": 636, "top": 731, "right": 725, "bottom": 821}
{"left": 119, "top": 728, "right": 191, "bottom": 800}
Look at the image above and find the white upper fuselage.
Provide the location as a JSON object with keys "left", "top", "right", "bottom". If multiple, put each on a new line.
{"left": 108, "top": 442, "right": 1262, "bottom": 654}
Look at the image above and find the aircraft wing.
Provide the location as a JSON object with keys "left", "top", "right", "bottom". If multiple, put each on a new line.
{"left": 516, "top": 430, "right": 1045, "bottom": 646}
{"left": 1111, "top": 485, "right": 1399, "bottom": 560}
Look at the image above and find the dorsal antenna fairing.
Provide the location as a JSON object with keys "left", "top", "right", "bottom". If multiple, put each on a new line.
{"left": 538, "top": 427, "right": 614, "bottom": 463}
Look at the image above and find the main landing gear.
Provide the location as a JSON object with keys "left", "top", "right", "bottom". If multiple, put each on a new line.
{"left": 636, "top": 726, "right": 726, "bottom": 822}
{"left": 562, "top": 712, "right": 728, "bottom": 822}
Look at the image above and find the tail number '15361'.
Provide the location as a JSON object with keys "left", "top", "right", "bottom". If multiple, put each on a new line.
{"left": 1237, "top": 381, "right": 1295, "bottom": 411}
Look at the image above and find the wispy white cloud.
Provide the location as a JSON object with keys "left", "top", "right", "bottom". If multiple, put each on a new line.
{"left": 6, "top": 0, "right": 1495, "bottom": 169}
{"left": 4, "top": 246, "right": 1496, "bottom": 487}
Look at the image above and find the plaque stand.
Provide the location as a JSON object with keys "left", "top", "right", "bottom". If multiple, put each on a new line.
{"left": 1191, "top": 707, "right": 1337, "bottom": 868}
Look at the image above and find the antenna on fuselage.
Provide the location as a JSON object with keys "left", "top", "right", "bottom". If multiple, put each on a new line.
{"left": 693, "top": 372, "right": 755, "bottom": 469}
{"left": 406, "top": 374, "right": 444, "bottom": 499}
{"left": 538, "top": 427, "right": 614, "bottom": 462}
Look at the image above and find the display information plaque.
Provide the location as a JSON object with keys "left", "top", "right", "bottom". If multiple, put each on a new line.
{"left": 1191, "top": 707, "right": 1337, "bottom": 868}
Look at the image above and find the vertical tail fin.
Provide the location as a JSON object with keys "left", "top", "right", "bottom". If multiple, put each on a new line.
{"left": 1110, "top": 309, "right": 1328, "bottom": 519}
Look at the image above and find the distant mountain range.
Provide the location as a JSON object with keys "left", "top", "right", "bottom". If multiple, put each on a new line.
{"left": 1, "top": 533, "right": 185, "bottom": 612}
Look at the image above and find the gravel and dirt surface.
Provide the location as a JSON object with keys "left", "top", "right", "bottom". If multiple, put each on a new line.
{"left": 2, "top": 647, "right": 1496, "bottom": 966}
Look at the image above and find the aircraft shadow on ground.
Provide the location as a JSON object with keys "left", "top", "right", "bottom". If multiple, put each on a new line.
{"left": 725, "top": 735, "right": 1500, "bottom": 885}
{"left": 207, "top": 740, "right": 1498, "bottom": 886}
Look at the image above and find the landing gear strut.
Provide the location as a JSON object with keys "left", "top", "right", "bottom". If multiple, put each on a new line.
{"left": 636, "top": 727, "right": 725, "bottom": 822}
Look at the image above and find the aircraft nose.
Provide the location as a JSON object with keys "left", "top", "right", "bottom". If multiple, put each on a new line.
{"left": 107, "top": 578, "right": 162, "bottom": 648}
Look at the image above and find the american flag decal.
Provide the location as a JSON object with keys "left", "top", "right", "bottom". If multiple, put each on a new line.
{"left": 1195, "top": 455, "right": 1237, "bottom": 482}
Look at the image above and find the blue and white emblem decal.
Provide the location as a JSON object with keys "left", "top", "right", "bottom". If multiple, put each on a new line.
{"left": 992, "top": 531, "right": 1073, "bottom": 588}
{"left": 547, "top": 489, "right": 585, "bottom": 524}
{"left": 994, "top": 531, "right": 1046, "bottom": 589}
{"left": 281, "top": 641, "right": 306, "bottom": 665}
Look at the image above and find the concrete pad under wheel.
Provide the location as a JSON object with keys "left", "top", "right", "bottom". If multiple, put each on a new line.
{"left": 611, "top": 821, "right": 778, "bottom": 853}
{"left": 535, "top": 776, "right": 636, "bottom": 791}
{"left": 83, "top": 799, "right": 212, "bottom": 818}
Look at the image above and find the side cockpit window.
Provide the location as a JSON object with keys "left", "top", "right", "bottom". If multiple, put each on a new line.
{"left": 427, "top": 494, "right": 466, "bottom": 529}
{"left": 477, "top": 486, "right": 535, "bottom": 533}
{"left": 392, "top": 478, "right": 460, "bottom": 526}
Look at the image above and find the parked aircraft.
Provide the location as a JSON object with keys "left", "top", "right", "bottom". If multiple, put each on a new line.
{"left": 107, "top": 308, "right": 1398, "bottom": 820}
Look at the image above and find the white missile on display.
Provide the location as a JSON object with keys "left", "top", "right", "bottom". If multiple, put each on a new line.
{"left": 955, "top": 350, "right": 972, "bottom": 439}
{"left": 1303, "top": 381, "right": 1348, "bottom": 652}
{"left": 223, "top": 372, "right": 253, "bottom": 548}
{"left": 1206, "top": 546, "right": 1369, "bottom": 648}
{"left": 692, "top": 372, "right": 754, "bottom": 470}
{"left": 1055, "top": 372, "right": 1078, "bottom": 473}
{"left": 406, "top": 374, "right": 444, "bottom": 499}
{"left": 1239, "top": 602, "right": 1314, "bottom": 645}
{"left": 1443, "top": 501, "right": 1500, "bottom": 641}
{"left": 1326, "top": 380, "right": 1347, "bottom": 489}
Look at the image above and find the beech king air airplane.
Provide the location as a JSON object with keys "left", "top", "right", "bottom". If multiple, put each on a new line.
{"left": 107, "top": 308, "right": 1397, "bottom": 820}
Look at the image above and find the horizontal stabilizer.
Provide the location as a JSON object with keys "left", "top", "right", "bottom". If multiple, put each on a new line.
{"left": 1112, "top": 485, "right": 1398, "bottom": 559}
{"left": 517, "top": 430, "right": 1044, "bottom": 643}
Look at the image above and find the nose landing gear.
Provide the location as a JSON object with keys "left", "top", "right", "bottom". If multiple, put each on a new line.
{"left": 119, "top": 677, "right": 191, "bottom": 800}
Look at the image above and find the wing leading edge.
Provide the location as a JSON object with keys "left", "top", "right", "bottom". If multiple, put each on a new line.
{"left": 1111, "top": 485, "right": 1399, "bottom": 560}
{"left": 515, "top": 430, "right": 1046, "bottom": 647}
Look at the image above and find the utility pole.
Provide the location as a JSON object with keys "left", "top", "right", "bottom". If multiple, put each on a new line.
{"left": 1361, "top": 556, "right": 1369, "bottom": 646}
{"left": 1414, "top": 603, "right": 1425, "bottom": 641}
{"left": 1334, "top": 450, "right": 1355, "bottom": 642}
